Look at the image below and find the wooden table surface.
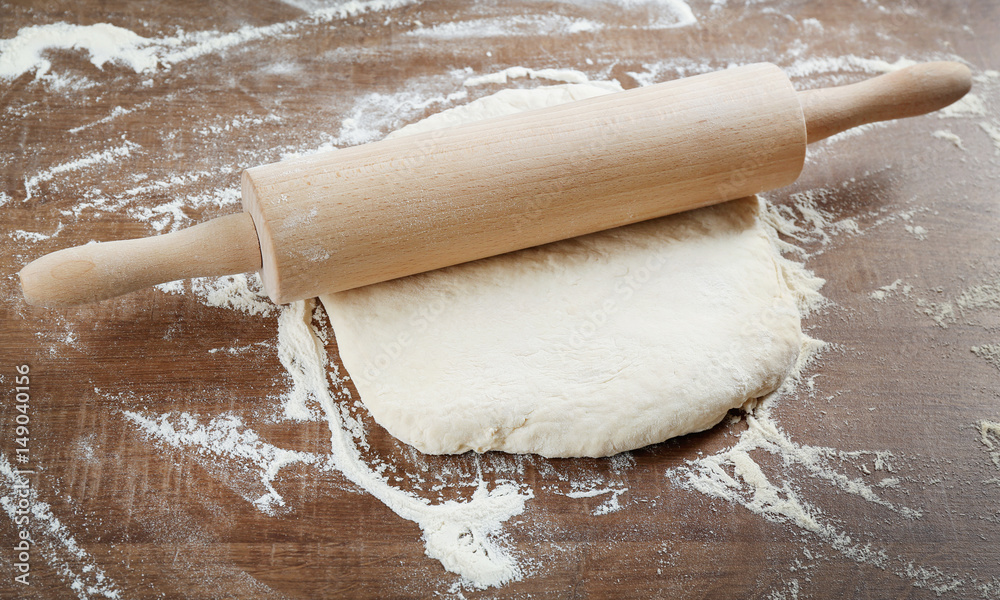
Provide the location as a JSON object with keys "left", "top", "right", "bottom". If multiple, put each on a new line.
{"left": 2, "top": 1, "right": 999, "bottom": 598}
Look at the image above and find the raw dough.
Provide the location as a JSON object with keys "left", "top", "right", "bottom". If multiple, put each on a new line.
{"left": 320, "top": 83, "right": 803, "bottom": 458}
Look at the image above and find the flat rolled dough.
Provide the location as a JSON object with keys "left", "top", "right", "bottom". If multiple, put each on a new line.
{"left": 320, "top": 83, "right": 803, "bottom": 458}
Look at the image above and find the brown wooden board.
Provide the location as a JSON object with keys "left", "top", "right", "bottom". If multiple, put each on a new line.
{"left": 1, "top": 1, "right": 999, "bottom": 598}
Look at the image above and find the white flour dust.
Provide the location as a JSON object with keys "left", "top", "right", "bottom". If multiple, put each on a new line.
{"left": 937, "top": 73, "right": 1000, "bottom": 153}
{"left": 870, "top": 279, "right": 911, "bottom": 302}
{"left": 0, "top": 23, "right": 159, "bottom": 80}
{"left": 932, "top": 129, "right": 965, "bottom": 149}
{"left": 980, "top": 122, "right": 1000, "bottom": 154}
{"left": 666, "top": 175, "right": 1000, "bottom": 595}
{"left": 68, "top": 104, "right": 149, "bottom": 134}
{"left": 279, "top": 299, "right": 533, "bottom": 588}
{"left": 136, "top": 273, "right": 534, "bottom": 587}
{"left": 669, "top": 402, "right": 986, "bottom": 595}
{"left": 407, "top": 15, "right": 605, "bottom": 39}
{"left": 563, "top": 485, "right": 628, "bottom": 515}
{"left": 0, "top": 455, "right": 122, "bottom": 599}
{"left": 122, "top": 411, "right": 326, "bottom": 514}
{"left": 462, "top": 66, "right": 590, "bottom": 87}
{"left": 914, "top": 274, "right": 1000, "bottom": 328}
{"left": 971, "top": 345, "right": 1000, "bottom": 371}
{"left": 9, "top": 223, "right": 64, "bottom": 243}
{"left": 981, "top": 420, "right": 1000, "bottom": 470}
{"left": 24, "top": 141, "right": 140, "bottom": 201}
{"left": 0, "top": 2, "right": 422, "bottom": 84}
{"left": 406, "top": 0, "right": 695, "bottom": 39}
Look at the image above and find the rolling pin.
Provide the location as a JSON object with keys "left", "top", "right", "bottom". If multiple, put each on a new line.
{"left": 20, "top": 61, "right": 971, "bottom": 307}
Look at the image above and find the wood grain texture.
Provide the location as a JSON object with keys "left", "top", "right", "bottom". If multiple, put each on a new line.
{"left": 1, "top": 1, "right": 999, "bottom": 599}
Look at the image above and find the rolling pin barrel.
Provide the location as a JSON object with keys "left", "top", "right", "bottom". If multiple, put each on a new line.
{"left": 244, "top": 63, "right": 806, "bottom": 303}
{"left": 19, "top": 61, "right": 972, "bottom": 307}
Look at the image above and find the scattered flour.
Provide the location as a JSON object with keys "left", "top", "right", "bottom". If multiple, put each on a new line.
{"left": 276, "top": 300, "right": 331, "bottom": 422}
{"left": 0, "top": 0, "right": 697, "bottom": 80}
{"left": 119, "top": 170, "right": 230, "bottom": 199}
{"left": 130, "top": 187, "right": 242, "bottom": 232}
{"left": 782, "top": 55, "right": 919, "bottom": 79}
{"left": 655, "top": 0, "right": 698, "bottom": 28}
{"left": 904, "top": 224, "right": 928, "bottom": 240}
{"left": 306, "top": 0, "right": 422, "bottom": 20}
{"left": 971, "top": 345, "right": 1000, "bottom": 371}
{"left": 9, "top": 223, "right": 64, "bottom": 242}
{"left": 800, "top": 18, "right": 823, "bottom": 32}
{"left": 207, "top": 340, "right": 272, "bottom": 355}
{"left": 870, "top": 279, "right": 912, "bottom": 301}
{"left": 979, "top": 122, "right": 1000, "bottom": 154}
{"left": 152, "top": 280, "right": 186, "bottom": 295}
{"left": 408, "top": 15, "right": 604, "bottom": 39}
{"left": 979, "top": 420, "right": 1000, "bottom": 468}
{"left": 0, "top": 455, "right": 123, "bottom": 599}
{"left": 408, "top": 0, "right": 695, "bottom": 38}
{"left": 463, "top": 66, "right": 590, "bottom": 87}
{"left": 564, "top": 485, "right": 628, "bottom": 515}
{"left": 52, "top": 167, "right": 239, "bottom": 232}
{"left": 938, "top": 93, "right": 987, "bottom": 118}
{"left": 278, "top": 299, "right": 533, "bottom": 588}
{"left": 156, "top": 20, "right": 307, "bottom": 66}
{"left": 916, "top": 275, "right": 1000, "bottom": 328}
{"left": 122, "top": 411, "right": 325, "bottom": 514}
{"left": 767, "top": 188, "right": 861, "bottom": 248}
{"left": 69, "top": 104, "right": 147, "bottom": 134}
{"left": 0, "top": 23, "right": 158, "bottom": 80}
{"left": 932, "top": 129, "right": 965, "bottom": 149}
{"left": 280, "top": 82, "right": 472, "bottom": 155}
{"left": 973, "top": 69, "right": 1000, "bottom": 83}
{"left": 767, "top": 579, "right": 801, "bottom": 600}
{"left": 669, "top": 409, "right": 975, "bottom": 595}
{"left": 24, "top": 141, "right": 140, "bottom": 201}
{"left": 0, "top": 1, "right": 421, "bottom": 83}
{"left": 155, "top": 273, "right": 276, "bottom": 315}
{"left": 192, "top": 274, "right": 276, "bottom": 316}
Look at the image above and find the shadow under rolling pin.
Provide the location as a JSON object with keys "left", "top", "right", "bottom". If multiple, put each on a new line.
{"left": 19, "top": 61, "right": 971, "bottom": 308}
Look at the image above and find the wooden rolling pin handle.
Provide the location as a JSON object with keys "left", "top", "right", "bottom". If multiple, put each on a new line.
{"left": 800, "top": 61, "right": 972, "bottom": 144}
{"left": 18, "top": 212, "right": 262, "bottom": 308}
